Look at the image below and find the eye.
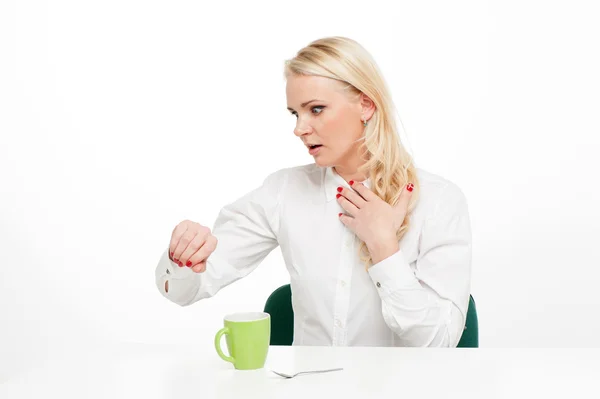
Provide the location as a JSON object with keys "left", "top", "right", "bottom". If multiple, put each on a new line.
{"left": 288, "top": 106, "right": 324, "bottom": 118}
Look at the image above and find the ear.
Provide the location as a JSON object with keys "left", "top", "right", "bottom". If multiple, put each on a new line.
{"left": 359, "top": 93, "right": 376, "bottom": 121}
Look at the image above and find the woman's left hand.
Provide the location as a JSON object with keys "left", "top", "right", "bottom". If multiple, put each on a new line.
{"left": 337, "top": 181, "right": 414, "bottom": 264}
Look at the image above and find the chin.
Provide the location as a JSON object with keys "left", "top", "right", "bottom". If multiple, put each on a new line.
{"left": 313, "top": 156, "right": 334, "bottom": 168}
{"left": 311, "top": 148, "right": 343, "bottom": 168}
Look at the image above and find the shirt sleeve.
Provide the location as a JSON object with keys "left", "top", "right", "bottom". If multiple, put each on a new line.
{"left": 155, "top": 169, "right": 288, "bottom": 306}
{"left": 367, "top": 182, "right": 472, "bottom": 347}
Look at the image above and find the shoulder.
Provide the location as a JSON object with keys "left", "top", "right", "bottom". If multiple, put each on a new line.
{"left": 416, "top": 168, "right": 464, "bottom": 196}
{"left": 414, "top": 168, "right": 469, "bottom": 220}
{"left": 256, "top": 163, "right": 322, "bottom": 205}
{"left": 262, "top": 162, "right": 322, "bottom": 187}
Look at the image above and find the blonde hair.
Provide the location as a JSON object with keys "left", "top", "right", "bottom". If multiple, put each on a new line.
{"left": 284, "top": 36, "right": 420, "bottom": 268}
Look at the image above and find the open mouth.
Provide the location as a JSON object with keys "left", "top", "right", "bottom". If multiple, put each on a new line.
{"left": 308, "top": 144, "right": 322, "bottom": 149}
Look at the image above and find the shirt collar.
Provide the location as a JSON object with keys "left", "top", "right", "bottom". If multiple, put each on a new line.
{"left": 323, "top": 166, "right": 372, "bottom": 202}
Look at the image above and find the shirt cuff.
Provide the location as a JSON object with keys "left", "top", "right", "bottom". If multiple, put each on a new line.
{"left": 367, "top": 249, "right": 421, "bottom": 297}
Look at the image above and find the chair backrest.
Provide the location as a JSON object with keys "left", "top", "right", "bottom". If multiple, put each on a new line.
{"left": 264, "top": 284, "right": 479, "bottom": 347}
{"left": 457, "top": 295, "right": 479, "bottom": 348}
{"left": 263, "top": 284, "right": 294, "bottom": 346}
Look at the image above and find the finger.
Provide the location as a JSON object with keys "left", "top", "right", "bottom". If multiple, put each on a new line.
{"left": 337, "top": 195, "right": 359, "bottom": 216}
{"left": 191, "top": 260, "right": 207, "bottom": 273}
{"left": 169, "top": 223, "right": 189, "bottom": 262}
{"left": 394, "top": 182, "right": 414, "bottom": 211}
{"left": 349, "top": 180, "right": 379, "bottom": 202}
{"left": 172, "top": 228, "right": 204, "bottom": 266}
{"left": 189, "top": 235, "right": 218, "bottom": 267}
{"left": 336, "top": 186, "right": 366, "bottom": 208}
{"left": 338, "top": 212, "right": 355, "bottom": 229}
{"left": 179, "top": 231, "right": 210, "bottom": 267}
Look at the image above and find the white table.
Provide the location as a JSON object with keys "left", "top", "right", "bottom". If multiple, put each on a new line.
{"left": 1, "top": 340, "right": 599, "bottom": 398}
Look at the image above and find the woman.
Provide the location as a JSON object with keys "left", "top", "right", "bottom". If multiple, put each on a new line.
{"left": 155, "top": 36, "right": 472, "bottom": 347}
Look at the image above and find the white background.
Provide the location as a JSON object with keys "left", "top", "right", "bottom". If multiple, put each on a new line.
{"left": 1, "top": 0, "right": 599, "bottom": 380}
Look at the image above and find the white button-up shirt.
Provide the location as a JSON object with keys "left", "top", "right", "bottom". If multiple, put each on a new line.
{"left": 155, "top": 164, "right": 472, "bottom": 347}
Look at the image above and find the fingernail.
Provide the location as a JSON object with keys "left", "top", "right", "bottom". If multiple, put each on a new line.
{"left": 407, "top": 183, "right": 414, "bottom": 192}
{"left": 186, "top": 260, "right": 192, "bottom": 267}
{"left": 349, "top": 180, "right": 354, "bottom": 185}
{"left": 170, "top": 252, "right": 174, "bottom": 258}
{"left": 337, "top": 187, "right": 343, "bottom": 192}
{"left": 174, "top": 258, "right": 179, "bottom": 263}
{"left": 338, "top": 213, "right": 343, "bottom": 217}
{"left": 336, "top": 193, "right": 341, "bottom": 198}
{"left": 178, "top": 261, "right": 183, "bottom": 267}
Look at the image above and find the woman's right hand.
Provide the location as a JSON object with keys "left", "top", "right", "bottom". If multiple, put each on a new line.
{"left": 169, "top": 220, "right": 218, "bottom": 273}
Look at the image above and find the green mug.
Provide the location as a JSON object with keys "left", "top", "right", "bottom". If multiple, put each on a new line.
{"left": 214, "top": 311, "right": 271, "bottom": 370}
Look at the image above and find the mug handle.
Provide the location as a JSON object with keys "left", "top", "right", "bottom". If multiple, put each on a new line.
{"left": 214, "top": 327, "right": 235, "bottom": 364}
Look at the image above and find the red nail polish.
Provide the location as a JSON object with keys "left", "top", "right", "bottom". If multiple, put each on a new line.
{"left": 336, "top": 193, "right": 341, "bottom": 198}
{"left": 170, "top": 252, "right": 174, "bottom": 258}
{"left": 174, "top": 258, "right": 179, "bottom": 263}
{"left": 186, "top": 260, "right": 192, "bottom": 267}
{"left": 338, "top": 213, "right": 343, "bottom": 217}
{"left": 349, "top": 180, "right": 354, "bottom": 185}
{"left": 178, "top": 261, "right": 183, "bottom": 267}
{"left": 407, "top": 183, "right": 414, "bottom": 192}
{"left": 337, "top": 187, "right": 343, "bottom": 192}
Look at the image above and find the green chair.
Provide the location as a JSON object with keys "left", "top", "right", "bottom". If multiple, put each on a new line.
{"left": 263, "top": 284, "right": 479, "bottom": 347}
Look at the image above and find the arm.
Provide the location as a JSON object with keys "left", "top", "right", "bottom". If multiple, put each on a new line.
{"left": 155, "top": 170, "right": 287, "bottom": 306}
{"left": 367, "top": 182, "right": 472, "bottom": 347}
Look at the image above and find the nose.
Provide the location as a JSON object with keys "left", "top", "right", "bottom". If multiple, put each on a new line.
{"left": 293, "top": 117, "right": 313, "bottom": 137}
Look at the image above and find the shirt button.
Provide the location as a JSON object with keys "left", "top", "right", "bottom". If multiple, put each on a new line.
{"left": 340, "top": 280, "right": 346, "bottom": 287}
{"left": 376, "top": 282, "right": 381, "bottom": 288}
{"left": 166, "top": 269, "right": 171, "bottom": 275}
{"left": 335, "top": 320, "right": 343, "bottom": 328}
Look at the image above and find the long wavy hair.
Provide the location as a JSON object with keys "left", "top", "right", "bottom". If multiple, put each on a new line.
{"left": 284, "top": 36, "right": 420, "bottom": 268}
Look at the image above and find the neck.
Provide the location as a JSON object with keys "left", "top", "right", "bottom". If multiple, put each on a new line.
{"left": 333, "top": 159, "right": 368, "bottom": 183}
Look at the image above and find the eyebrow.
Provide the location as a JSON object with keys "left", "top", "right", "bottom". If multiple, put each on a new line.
{"left": 287, "top": 99, "right": 322, "bottom": 112}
